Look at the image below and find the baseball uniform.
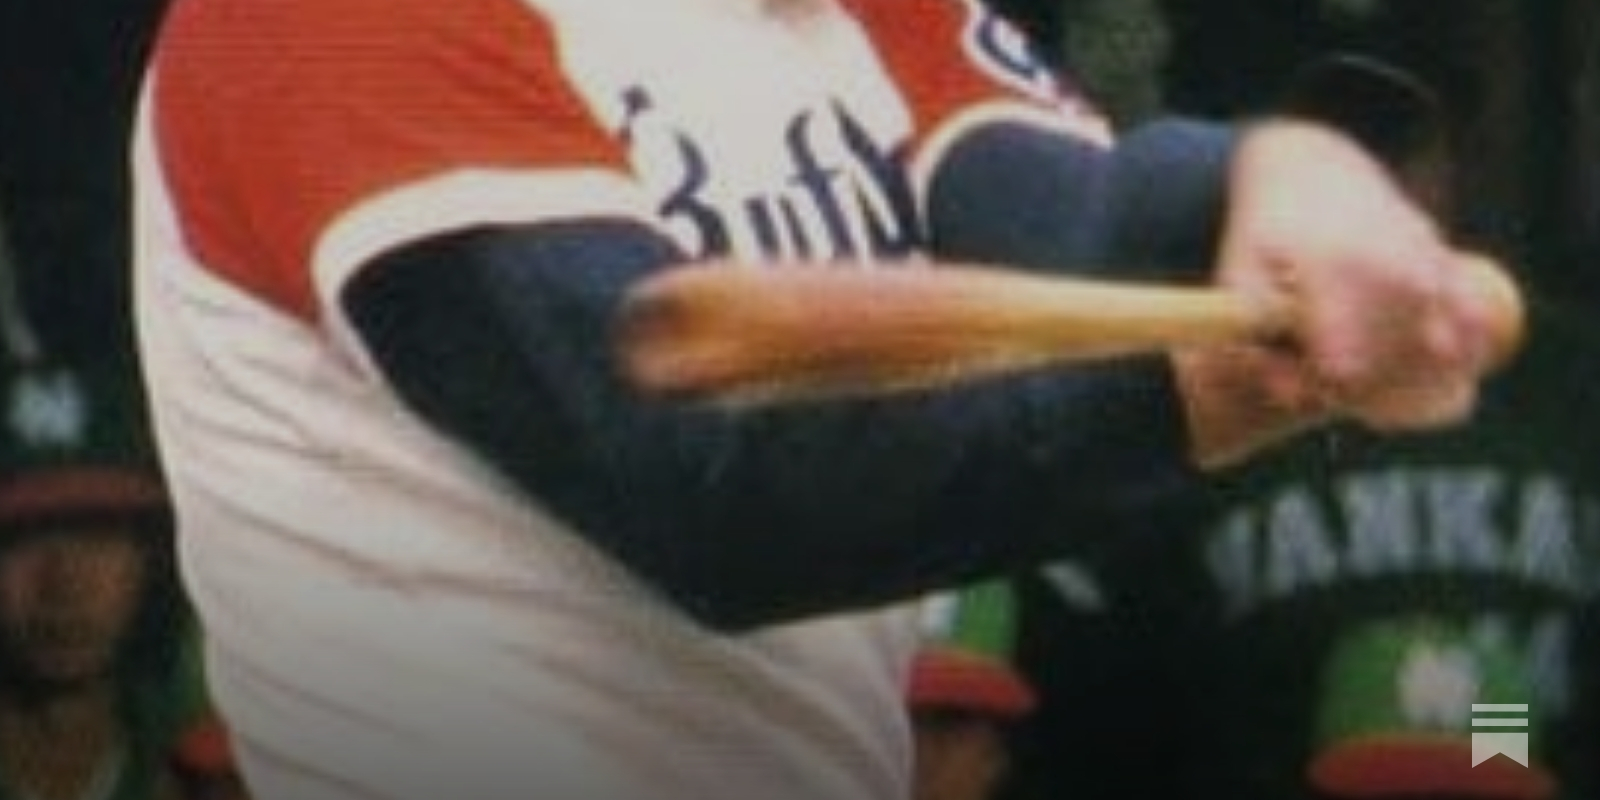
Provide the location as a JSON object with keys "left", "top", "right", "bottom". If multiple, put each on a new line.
{"left": 133, "top": 1, "right": 1227, "bottom": 798}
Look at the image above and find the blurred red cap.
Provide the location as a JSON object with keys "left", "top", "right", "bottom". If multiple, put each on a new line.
{"left": 907, "top": 646, "right": 1037, "bottom": 720}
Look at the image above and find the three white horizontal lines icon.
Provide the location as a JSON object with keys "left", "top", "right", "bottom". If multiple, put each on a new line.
{"left": 1471, "top": 704, "right": 1530, "bottom": 767}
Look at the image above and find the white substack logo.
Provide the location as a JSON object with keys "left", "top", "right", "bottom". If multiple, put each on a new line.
{"left": 1471, "top": 703, "right": 1530, "bottom": 767}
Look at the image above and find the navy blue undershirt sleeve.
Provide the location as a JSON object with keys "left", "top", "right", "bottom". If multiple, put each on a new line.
{"left": 927, "top": 117, "right": 1235, "bottom": 279}
{"left": 339, "top": 120, "right": 1235, "bottom": 631}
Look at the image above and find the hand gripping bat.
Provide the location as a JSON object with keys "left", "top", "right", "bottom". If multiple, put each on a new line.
{"left": 616, "top": 253, "right": 1524, "bottom": 406}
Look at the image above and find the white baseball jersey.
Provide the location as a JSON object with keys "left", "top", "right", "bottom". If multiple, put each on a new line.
{"left": 132, "top": 1, "right": 1107, "bottom": 798}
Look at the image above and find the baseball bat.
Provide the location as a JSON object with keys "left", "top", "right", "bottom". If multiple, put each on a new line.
{"left": 617, "top": 253, "right": 1523, "bottom": 406}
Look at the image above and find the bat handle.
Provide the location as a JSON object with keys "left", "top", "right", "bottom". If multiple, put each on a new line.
{"left": 1459, "top": 251, "right": 1525, "bottom": 370}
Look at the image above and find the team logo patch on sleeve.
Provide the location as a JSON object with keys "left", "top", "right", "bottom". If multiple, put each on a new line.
{"left": 951, "top": 0, "right": 1060, "bottom": 101}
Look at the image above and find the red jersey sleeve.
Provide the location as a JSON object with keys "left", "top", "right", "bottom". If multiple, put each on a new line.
{"left": 149, "top": 0, "right": 628, "bottom": 320}
{"left": 841, "top": 0, "right": 1109, "bottom": 151}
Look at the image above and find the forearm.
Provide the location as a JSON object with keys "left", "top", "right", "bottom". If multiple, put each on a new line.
{"left": 342, "top": 222, "right": 1200, "bottom": 629}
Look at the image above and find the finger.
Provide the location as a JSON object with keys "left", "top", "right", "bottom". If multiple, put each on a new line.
{"left": 1352, "top": 376, "right": 1478, "bottom": 432}
{"left": 1310, "top": 236, "right": 1457, "bottom": 394}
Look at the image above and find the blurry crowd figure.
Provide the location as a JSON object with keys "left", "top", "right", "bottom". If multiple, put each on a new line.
{"left": 1, "top": 211, "right": 248, "bottom": 800}
{"left": 980, "top": 2, "right": 1600, "bottom": 800}
{"left": 910, "top": 582, "right": 1037, "bottom": 800}
{"left": 1, "top": 0, "right": 253, "bottom": 794}
{"left": 0, "top": 361, "right": 189, "bottom": 800}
